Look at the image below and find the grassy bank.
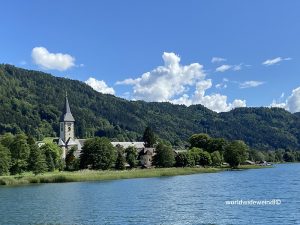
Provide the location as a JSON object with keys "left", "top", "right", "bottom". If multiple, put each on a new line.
{"left": 0, "top": 165, "right": 271, "bottom": 186}
{"left": 0, "top": 167, "right": 222, "bottom": 186}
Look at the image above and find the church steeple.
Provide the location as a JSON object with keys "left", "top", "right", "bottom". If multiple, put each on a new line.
{"left": 60, "top": 92, "right": 75, "bottom": 122}
{"left": 60, "top": 92, "right": 75, "bottom": 143}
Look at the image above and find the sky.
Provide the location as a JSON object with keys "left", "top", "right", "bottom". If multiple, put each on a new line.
{"left": 1, "top": 0, "right": 300, "bottom": 112}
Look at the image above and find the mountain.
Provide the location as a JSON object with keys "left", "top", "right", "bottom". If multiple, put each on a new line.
{"left": 0, "top": 64, "right": 300, "bottom": 150}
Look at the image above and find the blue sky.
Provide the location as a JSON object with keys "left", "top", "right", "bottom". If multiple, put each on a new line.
{"left": 1, "top": 0, "right": 300, "bottom": 112}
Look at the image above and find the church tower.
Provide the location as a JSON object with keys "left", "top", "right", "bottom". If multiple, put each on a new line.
{"left": 60, "top": 93, "right": 75, "bottom": 143}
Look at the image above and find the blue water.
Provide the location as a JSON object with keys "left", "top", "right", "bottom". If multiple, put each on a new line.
{"left": 0, "top": 164, "right": 300, "bottom": 225}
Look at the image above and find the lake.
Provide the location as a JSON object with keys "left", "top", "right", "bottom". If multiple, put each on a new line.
{"left": 0, "top": 163, "right": 299, "bottom": 225}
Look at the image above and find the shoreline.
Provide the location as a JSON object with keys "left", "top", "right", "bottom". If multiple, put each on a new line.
{"left": 0, "top": 165, "right": 269, "bottom": 186}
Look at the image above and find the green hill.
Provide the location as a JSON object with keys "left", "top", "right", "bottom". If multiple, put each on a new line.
{"left": 0, "top": 64, "right": 299, "bottom": 150}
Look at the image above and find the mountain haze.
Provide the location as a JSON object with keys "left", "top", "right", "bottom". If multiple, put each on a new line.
{"left": 0, "top": 64, "right": 300, "bottom": 150}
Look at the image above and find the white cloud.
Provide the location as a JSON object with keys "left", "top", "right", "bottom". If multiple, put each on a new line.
{"left": 215, "top": 64, "right": 232, "bottom": 72}
{"left": 32, "top": 47, "right": 75, "bottom": 71}
{"left": 117, "top": 52, "right": 246, "bottom": 112}
{"left": 270, "top": 87, "right": 300, "bottom": 113}
{"left": 232, "top": 64, "right": 242, "bottom": 71}
{"left": 239, "top": 81, "right": 265, "bottom": 89}
{"left": 262, "top": 57, "right": 291, "bottom": 66}
{"left": 270, "top": 101, "right": 287, "bottom": 109}
{"left": 215, "top": 63, "right": 248, "bottom": 72}
{"left": 211, "top": 57, "right": 226, "bottom": 63}
{"left": 215, "top": 83, "right": 227, "bottom": 89}
{"left": 85, "top": 77, "right": 115, "bottom": 95}
{"left": 173, "top": 80, "right": 246, "bottom": 112}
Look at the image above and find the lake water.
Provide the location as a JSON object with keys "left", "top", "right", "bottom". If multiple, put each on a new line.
{"left": 0, "top": 164, "right": 300, "bottom": 225}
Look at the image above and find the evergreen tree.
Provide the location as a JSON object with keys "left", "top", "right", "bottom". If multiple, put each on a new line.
{"left": 125, "top": 146, "right": 138, "bottom": 168}
{"left": 143, "top": 126, "right": 156, "bottom": 147}
{"left": 115, "top": 148, "right": 126, "bottom": 170}
{"left": 0, "top": 144, "right": 11, "bottom": 175}
{"left": 153, "top": 143, "right": 175, "bottom": 168}
{"left": 0, "top": 133, "right": 14, "bottom": 149}
{"left": 46, "top": 154, "right": 55, "bottom": 172}
{"left": 28, "top": 144, "right": 47, "bottom": 175}
{"left": 65, "top": 147, "right": 78, "bottom": 171}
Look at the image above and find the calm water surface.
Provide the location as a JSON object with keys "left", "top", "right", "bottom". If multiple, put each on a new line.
{"left": 0, "top": 163, "right": 300, "bottom": 225}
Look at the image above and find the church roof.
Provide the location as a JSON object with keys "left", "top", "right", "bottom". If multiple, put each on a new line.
{"left": 66, "top": 137, "right": 77, "bottom": 146}
{"left": 58, "top": 138, "right": 65, "bottom": 146}
{"left": 111, "top": 142, "right": 145, "bottom": 149}
{"left": 60, "top": 94, "right": 75, "bottom": 122}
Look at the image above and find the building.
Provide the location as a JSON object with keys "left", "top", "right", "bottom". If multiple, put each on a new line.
{"left": 58, "top": 94, "right": 85, "bottom": 158}
{"left": 57, "top": 94, "right": 156, "bottom": 167}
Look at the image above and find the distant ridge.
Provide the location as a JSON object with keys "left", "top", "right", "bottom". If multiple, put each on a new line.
{"left": 0, "top": 64, "right": 299, "bottom": 150}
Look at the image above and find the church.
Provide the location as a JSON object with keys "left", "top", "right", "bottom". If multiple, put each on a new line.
{"left": 57, "top": 94, "right": 154, "bottom": 167}
{"left": 57, "top": 94, "right": 86, "bottom": 158}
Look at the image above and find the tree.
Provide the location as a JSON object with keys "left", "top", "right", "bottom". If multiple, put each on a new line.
{"left": 10, "top": 134, "right": 30, "bottom": 174}
{"left": 153, "top": 143, "right": 175, "bottom": 167}
{"left": 175, "top": 152, "right": 193, "bottom": 167}
{"left": 189, "top": 133, "right": 211, "bottom": 150}
{"left": 188, "top": 147, "right": 202, "bottom": 166}
{"left": 40, "top": 143, "right": 62, "bottom": 171}
{"left": 249, "top": 150, "right": 265, "bottom": 162}
{"left": 28, "top": 144, "right": 47, "bottom": 175}
{"left": 275, "top": 150, "right": 283, "bottom": 162}
{"left": 115, "top": 148, "right": 126, "bottom": 170}
{"left": 224, "top": 140, "right": 248, "bottom": 168}
{"left": 65, "top": 146, "right": 79, "bottom": 171}
{"left": 143, "top": 126, "right": 156, "bottom": 147}
{"left": 283, "top": 151, "right": 295, "bottom": 162}
{"left": 198, "top": 150, "right": 212, "bottom": 167}
{"left": 0, "top": 144, "right": 11, "bottom": 175}
{"left": 207, "top": 138, "right": 228, "bottom": 153}
{"left": 0, "top": 133, "right": 14, "bottom": 149}
{"left": 211, "top": 151, "right": 222, "bottom": 166}
{"left": 80, "top": 137, "right": 115, "bottom": 170}
{"left": 125, "top": 146, "right": 138, "bottom": 168}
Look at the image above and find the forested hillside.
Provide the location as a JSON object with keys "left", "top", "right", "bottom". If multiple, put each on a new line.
{"left": 1, "top": 64, "right": 300, "bottom": 150}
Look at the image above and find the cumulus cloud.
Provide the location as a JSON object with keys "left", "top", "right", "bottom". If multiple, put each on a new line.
{"left": 85, "top": 77, "right": 115, "bottom": 95}
{"left": 211, "top": 57, "right": 226, "bottom": 63}
{"left": 215, "top": 64, "right": 232, "bottom": 72}
{"left": 270, "top": 87, "right": 300, "bottom": 113}
{"left": 172, "top": 79, "right": 246, "bottom": 112}
{"left": 32, "top": 47, "right": 75, "bottom": 71}
{"left": 262, "top": 57, "right": 291, "bottom": 66}
{"left": 117, "top": 52, "right": 246, "bottom": 112}
{"left": 239, "top": 81, "right": 265, "bottom": 89}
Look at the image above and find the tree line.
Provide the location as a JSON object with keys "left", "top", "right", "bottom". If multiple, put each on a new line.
{"left": 1, "top": 129, "right": 300, "bottom": 176}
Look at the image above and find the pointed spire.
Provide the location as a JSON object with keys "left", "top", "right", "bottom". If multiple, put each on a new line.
{"left": 60, "top": 92, "right": 75, "bottom": 122}
{"left": 65, "top": 94, "right": 72, "bottom": 114}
